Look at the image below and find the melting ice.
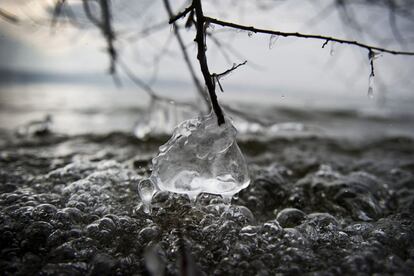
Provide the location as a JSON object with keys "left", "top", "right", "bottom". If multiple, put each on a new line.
{"left": 139, "top": 112, "right": 250, "bottom": 207}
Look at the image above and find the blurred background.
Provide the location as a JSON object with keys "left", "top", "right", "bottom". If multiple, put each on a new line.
{"left": 1, "top": 0, "right": 413, "bottom": 138}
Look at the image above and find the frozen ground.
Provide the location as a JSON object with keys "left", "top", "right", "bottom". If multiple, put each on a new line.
{"left": 0, "top": 127, "right": 413, "bottom": 275}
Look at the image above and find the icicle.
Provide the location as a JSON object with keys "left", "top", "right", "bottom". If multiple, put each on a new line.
{"left": 330, "top": 42, "right": 335, "bottom": 56}
{"left": 367, "top": 74, "right": 374, "bottom": 99}
{"left": 367, "top": 50, "right": 381, "bottom": 99}
{"left": 269, "top": 34, "right": 279, "bottom": 49}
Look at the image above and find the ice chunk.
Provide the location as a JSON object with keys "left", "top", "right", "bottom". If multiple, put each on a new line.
{"left": 139, "top": 112, "right": 250, "bottom": 203}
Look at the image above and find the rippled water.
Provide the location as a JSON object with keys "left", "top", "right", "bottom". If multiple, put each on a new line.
{"left": 1, "top": 127, "right": 413, "bottom": 274}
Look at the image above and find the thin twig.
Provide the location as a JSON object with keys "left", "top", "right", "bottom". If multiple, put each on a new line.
{"left": 205, "top": 16, "right": 414, "bottom": 56}
{"left": 169, "top": 4, "right": 193, "bottom": 24}
{"left": 163, "top": 0, "right": 210, "bottom": 110}
{"left": 99, "top": 0, "right": 117, "bottom": 74}
{"left": 0, "top": 8, "right": 20, "bottom": 24}
{"left": 118, "top": 59, "right": 157, "bottom": 98}
{"left": 213, "top": 60, "right": 247, "bottom": 93}
{"left": 215, "top": 60, "right": 247, "bottom": 79}
{"left": 82, "top": 0, "right": 101, "bottom": 27}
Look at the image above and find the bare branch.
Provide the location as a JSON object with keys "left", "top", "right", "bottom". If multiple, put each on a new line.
{"left": 118, "top": 59, "right": 157, "bottom": 98}
{"left": 81, "top": 0, "right": 117, "bottom": 74}
{"left": 51, "top": 0, "right": 66, "bottom": 28}
{"left": 99, "top": 0, "right": 117, "bottom": 74}
{"left": 215, "top": 60, "right": 247, "bottom": 79}
{"left": 168, "top": 4, "right": 193, "bottom": 24}
{"left": 82, "top": 0, "right": 101, "bottom": 27}
{"left": 193, "top": 0, "right": 225, "bottom": 125}
{"left": 212, "top": 60, "right": 247, "bottom": 93}
{"left": 0, "top": 8, "right": 20, "bottom": 24}
{"left": 163, "top": 0, "right": 210, "bottom": 109}
{"left": 205, "top": 16, "right": 414, "bottom": 56}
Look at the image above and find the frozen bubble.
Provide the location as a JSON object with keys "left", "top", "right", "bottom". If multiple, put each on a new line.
{"left": 138, "top": 179, "right": 157, "bottom": 214}
{"left": 262, "top": 220, "right": 283, "bottom": 236}
{"left": 32, "top": 204, "right": 58, "bottom": 221}
{"left": 143, "top": 112, "right": 250, "bottom": 201}
{"left": 240, "top": 225, "right": 260, "bottom": 237}
{"left": 138, "top": 225, "right": 160, "bottom": 243}
{"left": 276, "top": 208, "right": 305, "bottom": 228}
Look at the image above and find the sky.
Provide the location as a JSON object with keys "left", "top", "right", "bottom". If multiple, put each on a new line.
{"left": 1, "top": 0, "right": 414, "bottom": 113}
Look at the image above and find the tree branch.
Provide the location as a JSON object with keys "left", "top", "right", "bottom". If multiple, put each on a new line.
{"left": 99, "top": 0, "right": 117, "bottom": 74}
{"left": 82, "top": 0, "right": 101, "bottom": 27}
{"left": 213, "top": 60, "right": 247, "bottom": 93}
{"left": 168, "top": 4, "right": 193, "bottom": 24}
{"left": 205, "top": 16, "right": 414, "bottom": 56}
{"left": 215, "top": 60, "right": 247, "bottom": 79}
{"left": 0, "top": 8, "right": 20, "bottom": 24}
{"left": 193, "top": 0, "right": 225, "bottom": 125}
{"left": 163, "top": 0, "right": 210, "bottom": 110}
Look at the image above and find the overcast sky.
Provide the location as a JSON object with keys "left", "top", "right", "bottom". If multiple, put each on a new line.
{"left": 1, "top": 0, "right": 414, "bottom": 111}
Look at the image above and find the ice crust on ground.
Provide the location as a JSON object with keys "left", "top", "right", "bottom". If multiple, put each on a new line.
{"left": 139, "top": 112, "right": 250, "bottom": 204}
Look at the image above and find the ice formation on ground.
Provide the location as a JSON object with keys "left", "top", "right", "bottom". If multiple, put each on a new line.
{"left": 139, "top": 112, "right": 250, "bottom": 206}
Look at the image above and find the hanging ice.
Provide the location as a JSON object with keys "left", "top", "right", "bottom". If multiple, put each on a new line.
{"left": 139, "top": 112, "right": 250, "bottom": 205}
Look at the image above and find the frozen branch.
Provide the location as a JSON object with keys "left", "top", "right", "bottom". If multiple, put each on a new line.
{"left": 205, "top": 16, "right": 414, "bottom": 56}
{"left": 213, "top": 61, "right": 247, "bottom": 92}
{"left": 193, "top": 0, "right": 225, "bottom": 125}
{"left": 215, "top": 60, "right": 247, "bottom": 79}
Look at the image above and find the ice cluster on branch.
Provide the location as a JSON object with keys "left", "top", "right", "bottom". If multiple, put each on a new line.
{"left": 138, "top": 112, "right": 250, "bottom": 210}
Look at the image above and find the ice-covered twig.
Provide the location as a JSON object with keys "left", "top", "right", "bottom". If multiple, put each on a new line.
{"left": 205, "top": 16, "right": 414, "bottom": 56}
{"left": 215, "top": 60, "right": 247, "bottom": 79}
{"left": 212, "top": 60, "right": 247, "bottom": 92}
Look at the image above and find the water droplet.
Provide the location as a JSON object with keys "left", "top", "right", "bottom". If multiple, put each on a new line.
{"left": 330, "top": 42, "right": 335, "bottom": 56}
{"left": 269, "top": 34, "right": 278, "bottom": 49}
{"left": 247, "top": 31, "right": 253, "bottom": 37}
{"left": 138, "top": 179, "right": 157, "bottom": 213}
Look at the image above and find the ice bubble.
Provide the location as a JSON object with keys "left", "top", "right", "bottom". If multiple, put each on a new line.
{"left": 138, "top": 179, "right": 157, "bottom": 213}
{"left": 139, "top": 112, "right": 250, "bottom": 204}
